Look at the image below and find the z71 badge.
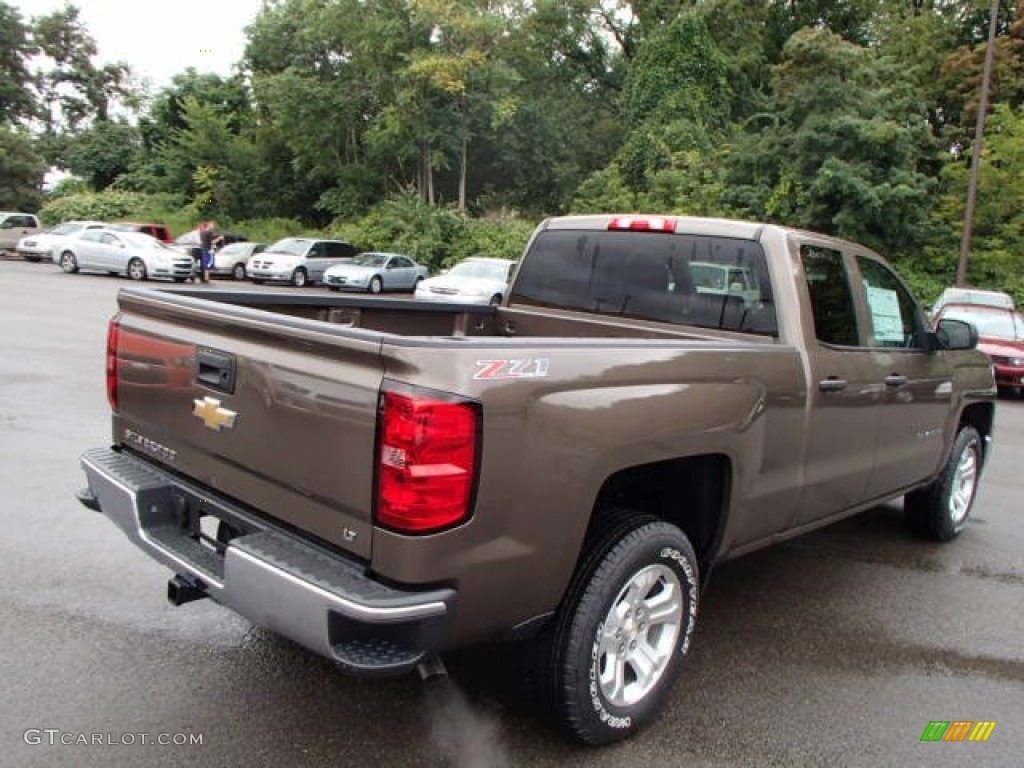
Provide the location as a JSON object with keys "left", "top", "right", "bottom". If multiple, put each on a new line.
{"left": 473, "top": 358, "right": 550, "bottom": 380}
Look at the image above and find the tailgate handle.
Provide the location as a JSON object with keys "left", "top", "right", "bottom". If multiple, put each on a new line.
{"left": 197, "top": 348, "right": 236, "bottom": 394}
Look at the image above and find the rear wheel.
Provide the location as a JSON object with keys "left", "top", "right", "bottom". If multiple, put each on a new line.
{"left": 369, "top": 275, "right": 383, "bottom": 294}
{"left": 232, "top": 262, "right": 246, "bottom": 280}
{"left": 905, "top": 425, "right": 982, "bottom": 541}
{"left": 539, "top": 513, "right": 699, "bottom": 745}
{"left": 59, "top": 251, "right": 79, "bottom": 273}
{"left": 291, "top": 268, "right": 307, "bottom": 287}
{"left": 127, "top": 257, "right": 147, "bottom": 281}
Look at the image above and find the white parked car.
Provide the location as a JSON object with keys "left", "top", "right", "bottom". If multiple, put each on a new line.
{"left": 211, "top": 241, "right": 266, "bottom": 280}
{"left": 247, "top": 237, "right": 358, "bottom": 286}
{"left": 323, "top": 252, "right": 429, "bottom": 293}
{"left": 16, "top": 220, "right": 107, "bottom": 262}
{"left": 57, "top": 229, "right": 194, "bottom": 281}
{"left": 414, "top": 257, "right": 517, "bottom": 306}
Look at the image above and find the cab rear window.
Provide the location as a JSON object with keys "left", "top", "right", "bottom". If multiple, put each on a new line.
{"left": 510, "top": 230, "right": 777, "bottom": 335}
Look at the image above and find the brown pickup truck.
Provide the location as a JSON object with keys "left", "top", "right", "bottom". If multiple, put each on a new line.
{"left": 78, "top": 214, "right": 996, "bottom": 744}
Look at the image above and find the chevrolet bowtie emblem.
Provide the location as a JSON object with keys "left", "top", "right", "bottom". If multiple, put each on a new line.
{"left": 192, "top": 397, "right": 237, "bottom": 431}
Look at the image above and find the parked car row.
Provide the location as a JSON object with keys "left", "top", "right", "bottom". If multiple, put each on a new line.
{"left": 12, "top": 218, "right": 174, "bottom": 264}
{"left": 14, "top": 216, "right": 514, "bottom": 305}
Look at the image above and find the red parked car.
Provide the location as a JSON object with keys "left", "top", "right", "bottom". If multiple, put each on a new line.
{"left": 110, "top": 222, "right": 173, "bottom": 244}
{"left": 935, "top": 303, "right": 1024, "bottom": 396}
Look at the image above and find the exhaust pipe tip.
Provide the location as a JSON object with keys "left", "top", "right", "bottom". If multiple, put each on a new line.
{"left": 167, "top": 573, "right": 208, "bottom": 606}
{"left": 417, "top": 653, "right": 448, "bottom": 685}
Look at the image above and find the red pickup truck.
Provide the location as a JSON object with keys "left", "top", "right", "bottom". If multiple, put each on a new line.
{"left": 78, "top": 214, "right": 995, "bottom": 744}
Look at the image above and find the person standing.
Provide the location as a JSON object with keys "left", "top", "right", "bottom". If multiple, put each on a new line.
{"left": 199, "top": 220, "right": 222, "bottom": 283}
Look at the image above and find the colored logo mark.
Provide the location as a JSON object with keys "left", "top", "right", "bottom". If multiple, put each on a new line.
{"left": 920, "top": 721, "right": 996, "bottom": 742}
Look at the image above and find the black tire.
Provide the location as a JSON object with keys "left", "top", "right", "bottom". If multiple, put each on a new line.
{"left": 540, "top": 513, "right": 699, "bottom": 745}
{"left": 412, "top": 276, "right": 424, "bottom": 293}
{"left": 905, "top": 425, "right": 983, "bottom": 541}
{"left": 252, "top": 279, "right": 264, "bottom": 285}
{"left": 489, "top": 294, "right": 502, "bottom": 307}
{"left": 369, "top": 275, "right": 383, "bottom": 294}
{"left": 59, "top": 251, "right": 79, "bottom": 273}
{"left": 127, "top": 257, "right": 147, "bottom": 281}
{"left": 291, "top": 268, "right": 307, "bottom": 287}
{"left": 232, "top": 262, "right": 246, "bottom": 280}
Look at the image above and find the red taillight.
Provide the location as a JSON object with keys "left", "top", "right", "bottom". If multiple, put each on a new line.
{"left": 376, "top": 387, "right": 480, "bottom": 534}
{"left": 106, "top": 314, "right": 122, "bottom": 411}
{"left": 608, "top": 216, "right": 676, "bottom": 232}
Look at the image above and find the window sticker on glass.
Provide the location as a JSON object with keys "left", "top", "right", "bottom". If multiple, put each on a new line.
{"left": 866, "top": 285, "right": 904, "bottom": 343}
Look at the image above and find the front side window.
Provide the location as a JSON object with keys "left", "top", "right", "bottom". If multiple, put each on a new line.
{"left": 800, "top": 245, "right": 859, "bottom": 346}
{"left": 856, "top": 256, "right": 925, "bottom": 348}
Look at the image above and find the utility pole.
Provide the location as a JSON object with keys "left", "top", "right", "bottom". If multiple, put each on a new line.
{"left": 957, "top": 0, "right": 1001, "bottom": 287}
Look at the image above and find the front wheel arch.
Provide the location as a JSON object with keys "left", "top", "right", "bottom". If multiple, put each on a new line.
{"left": 905, "top": 424, "right": 983, "bottom": 541}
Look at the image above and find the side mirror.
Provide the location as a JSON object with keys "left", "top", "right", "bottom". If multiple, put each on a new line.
{"left": 933, "top": 318, "right": 978, "bottom": 351}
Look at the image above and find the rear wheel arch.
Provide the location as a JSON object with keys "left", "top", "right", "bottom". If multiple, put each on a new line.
{"left": 583, "top": 454, "right": 732, "bottom": 585}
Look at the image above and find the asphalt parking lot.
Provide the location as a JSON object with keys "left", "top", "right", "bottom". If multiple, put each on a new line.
{"left": 1, "top": 259, "right": 1021, "bottom": 767}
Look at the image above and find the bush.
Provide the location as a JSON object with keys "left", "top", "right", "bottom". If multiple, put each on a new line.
{"left": 332, "top": 192, "right": 535, "bottom": 272}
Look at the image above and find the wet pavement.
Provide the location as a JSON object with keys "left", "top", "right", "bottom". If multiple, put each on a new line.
{"left": 1, "top": 261, "right": 1021, "bottom": 767}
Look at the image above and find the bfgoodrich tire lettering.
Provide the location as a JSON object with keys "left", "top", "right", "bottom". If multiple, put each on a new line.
{"left": 543, "top": 514, "right": 699, "bottom": 745}
{"left": 905, "top": 425, "right": 982, "bottom": 541}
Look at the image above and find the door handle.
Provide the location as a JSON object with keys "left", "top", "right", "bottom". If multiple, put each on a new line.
{"left": 819, "top": 377, "right": 847, "bottom": 392}
{"left": 884, "top": 374, "right": 908, "bottom": 387}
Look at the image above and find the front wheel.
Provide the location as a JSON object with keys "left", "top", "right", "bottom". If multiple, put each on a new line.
{"left": 291, "top": 268, "right": 307, "bottom": 287}
{"left": 59, "top": 251, "right": 79, "bottom": 273}
{"left": 905, "top": 425, "right": 983, "bottom": 541}
{"left": 368, "top": 275, "right": 383, "bottom": 294}
{"left": 540, "top": 514, "right": 699, "bottom": 745}
{"left": 232, "top": 262, "right": 246, "bottom": 280}
{"left": 127, "top": 257, "right": 148, "bottom": 281}
{"left": 489, "top": 294, "right": 502, "bottom": 307}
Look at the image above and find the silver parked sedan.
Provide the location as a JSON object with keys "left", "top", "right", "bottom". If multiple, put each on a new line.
{"left": 322, "top": 252, "right": 429, "bottom": 293}
{"left": 57, "top": 229, "right": 194, "bottom": 281}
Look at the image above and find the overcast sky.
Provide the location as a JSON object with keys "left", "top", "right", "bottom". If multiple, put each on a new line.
{"left": 12, "top": 0, "right": 266, "bottom": 91}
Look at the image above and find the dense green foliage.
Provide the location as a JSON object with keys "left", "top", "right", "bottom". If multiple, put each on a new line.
{"left": 4, "top": 0, "right": 1024, "bottom": 304}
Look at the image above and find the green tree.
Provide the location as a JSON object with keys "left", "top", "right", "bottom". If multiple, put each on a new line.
{"left": 61, "top": 119, "right": 141, "bottom": 189}
{"left": 30, "top": 4, "right": 135, "bottom": 133}
{"left": 726, "top": 27, "right": 937, "bottom": 255}
{"left": 932, "top": 102, "right": 1024, "bottom": 294}
{"left": 0, "top": 1, "right": 35, "bottom": 123}
{"left": 0, "top": 124, "right": 46, "bottom": 210}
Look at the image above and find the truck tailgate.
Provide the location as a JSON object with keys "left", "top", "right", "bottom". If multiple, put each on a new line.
{"left": 110, "top": 289, "right": 385, "bottom": 559}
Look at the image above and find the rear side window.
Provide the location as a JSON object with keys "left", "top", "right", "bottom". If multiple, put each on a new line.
{"left": 327, "top": 241, "right": 357, "bottom": 259}
{"left": 510, "top": 230, "right": 777, "bottom": 335}
{"left": 800, "top": 245, "right": 859, "bottom": 346}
